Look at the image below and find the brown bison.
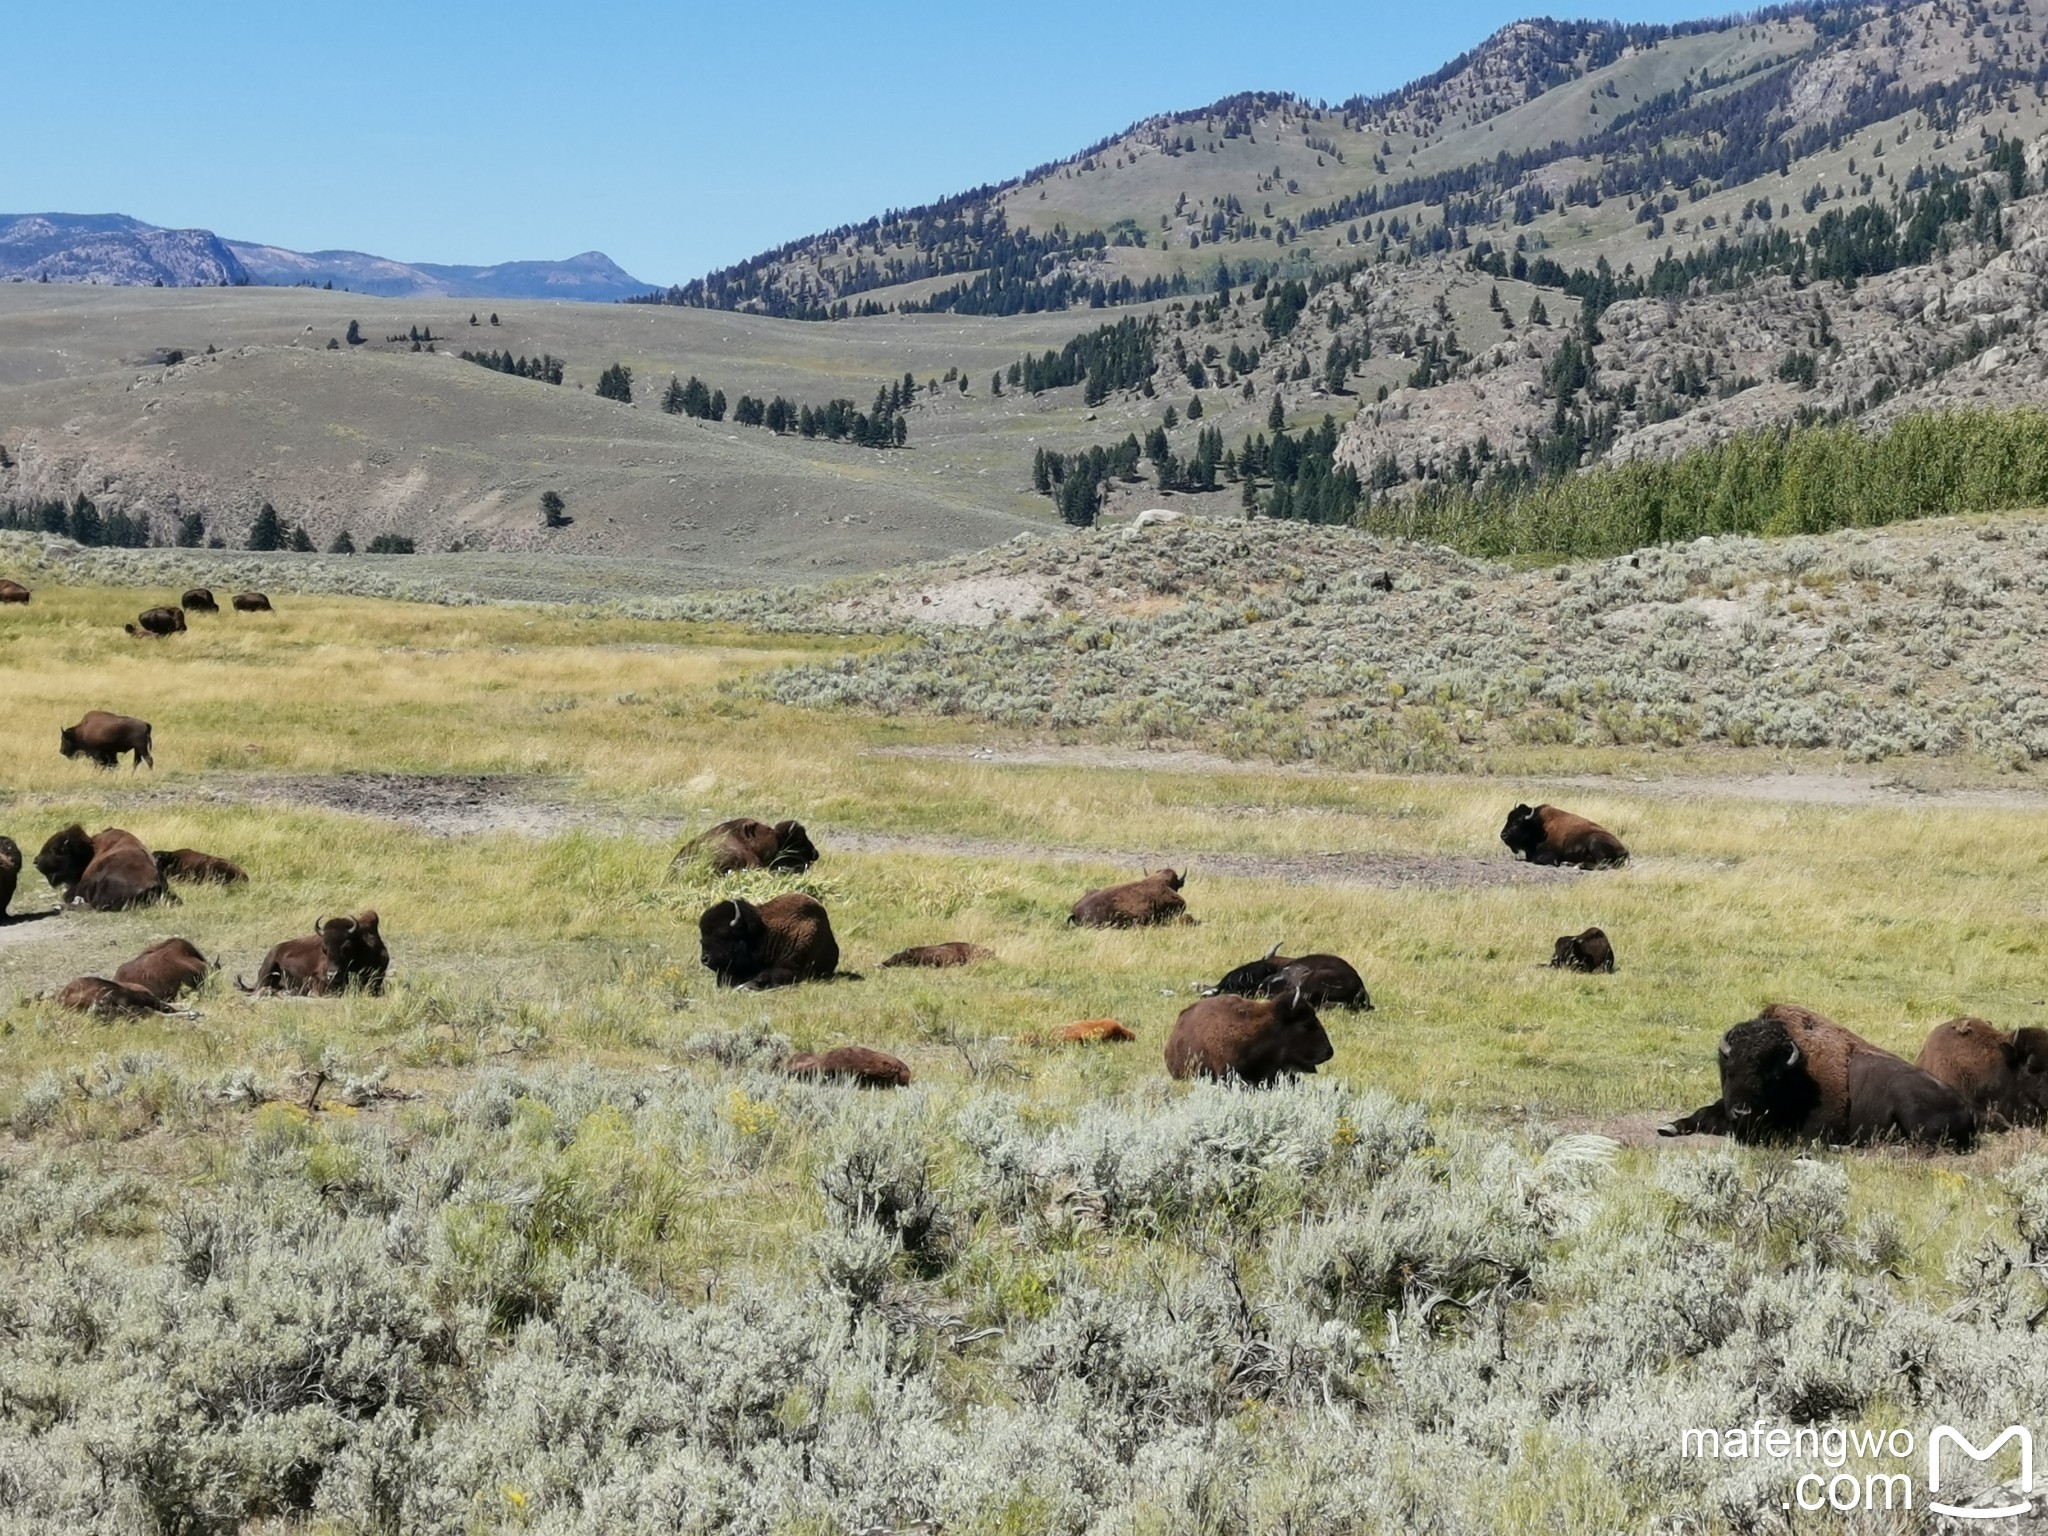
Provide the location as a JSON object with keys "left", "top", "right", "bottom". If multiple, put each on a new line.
{"left": 1660, "top": 1003, "right": 1976, "bottom": 1149}
{"left": 784, "top": 1046, "right": 911, "bottom": 1087}
{"left": 233, "top": 591, "right": 273, "bottom": 613}
{"left": 0, "top": 835, "right": 17, "bottom": 919}
{"left": 1916, "top": 1017, "right": 2048, "bottom": 1128}
{"left": 677, "top": 817, "right": 820, "bottom": 874}
{"left": 114, "top": 937, "right": 214, "bottom": 1002}
{"left": 1210, "top": 946, "right": 1373, "bottom": 1011}
{"left": 1500, "top": 804, "right": 1628, "bottom": 869}
{"left": 180, "top": 587, "right": 219, "bottom": 613}
{"left": 1165, "top": 989, "right": 1335, "bottom": 1086}
{"left": 1070, "top": 868, "right": 1190, "bottom": 928}
{"left": 35, "top": 825, "right": 172, "bottom": 910}
{"left": 60, "top": 711, "right": 154, "bottom": 770}
{"left": 237, "top": 911, "right": 389, "bottom": 996}
{"left": 154, "top": 848, "right": 249, "bottom": 885}
{"left": 1061, "top": 1018, "right": 1137, "bottom": 1044}
{"left": 52, "top": 976, "right": 182, "bottom": 1017}
{"left": 126, "top": 606, "right": 188, "bottom": 638}
{"left": 1549, "top": 927, "right": 1616, "bottom": 973}
{"left": 0, "top": 579, "right": 28, "bottom": 603}
{"left": 880, "top": 942, "right": 993, "bottom": 969}
{"left": 698, "top": 893, "right": 841, "bottom": 989}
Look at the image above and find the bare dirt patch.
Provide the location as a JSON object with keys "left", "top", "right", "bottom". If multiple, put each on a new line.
{"left": 134, "top": 772, "right": 663, "bottom": 839}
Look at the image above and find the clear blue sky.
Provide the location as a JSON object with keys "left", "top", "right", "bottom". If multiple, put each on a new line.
{"left": 16, "top": 0, "right": 1729, "bottom": 285}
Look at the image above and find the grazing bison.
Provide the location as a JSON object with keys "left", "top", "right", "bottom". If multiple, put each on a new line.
{"left": 1210, "top": 946, "right": 1373, "bottom": 1011}
{"left": 1660, "top": 1003, "right": 1976, "bottom": 1149}
{"left": 0, "top": 579, "right": 28, "bottom": 604}
{"left": 238, "top": 911, "right": 389, "bottom": 996}
{"left": 699, "top": 893, "right": 840, "bottom": 989}
{"left": 233, "top": 591, "right": 273, "bottom": 613}
{"left": 52, "top": 976, "right": 180, "bottom": 1017}
{"left": 677, "top": 817, "right": 820, "bottom": 875}
{"left": 1070, "top": 868, "right": 1190, "bottom": 929}
{"left": 154, "top": 848, "right": 248, "bottom": 885}
{"left": 1550, "top": 927, "right": 1616, "bottom": 973}
{"left": 35, "top": 825, "right": 171, "bottom": 910}
{"left": 1916, "top": 1017, "right": 2048, "bottom": 1128}
{"left": 61, "top": 711, "right": 154, "bottom": 770}
{"left": 1165, "top": 989, "right": 1335, "bottom": 1086}
{"left": 180, "top": 587, "right": 219, "bottom": 613}
{"left": 0, "top": 835, "right": 17, "bottom": 919}
{"left": 114, "top": 937, "right": 213, "bottom": 1002}
{"left": 784, "top": 1046, "right": 911, "bottom": 1087}
{"left": 1500, "top": 804, "right": 1628, "bottom": 869}
{"left": 126, "top": 606, "right": 187, "bottom": 639}
{"left": 880, "top": 942, "right": 993, "bottom": 969}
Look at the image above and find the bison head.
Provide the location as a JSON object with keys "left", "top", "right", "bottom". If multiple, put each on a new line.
{"left": 770, "top": 820, "right": 820, "bottom": 872}
{"left": 317, "top": 912, "right": 388, "bottom": 990}
{"left": 1715, "top": 1014, "right": 1821, "bottom": 1140}
{"left": 1500, "top": 804, "right": 1544, "bottom": 856}
{"left": 1154, "top": 867, "right": 1187, "bottom": 890}
{"left": 699, "top": 898, "right": 767, "bottom": 987}
{"left": 58, "top": 727, "right": 83, "bottom": 759}
{"left": 2005, "top": 1027, "right": 2048, "bottom": 1118}
{"left": 34, "top": 825, "right": 95, "bottom": 890}
{"left": 1241, "top": 989, "right": 1335, "bottom": 1082}
{"left": 1213, "top": 944, "right": 1287, "bottom": 997}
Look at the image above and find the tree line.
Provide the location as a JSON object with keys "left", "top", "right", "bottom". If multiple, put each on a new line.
{"left": 460, "top": 349, "right": 565, "bottom": 385}
{"left": 662, "top": 372, "right": 913, "bottom": 447}
{"left": 1006, "top": 317, "right": 1158, "bottom": 400}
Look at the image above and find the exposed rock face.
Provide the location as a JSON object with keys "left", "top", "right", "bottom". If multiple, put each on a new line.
{"left": 0, "top": 215, "right": 249, "bottom": 288}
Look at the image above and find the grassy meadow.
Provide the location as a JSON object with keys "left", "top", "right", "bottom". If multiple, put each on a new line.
{"left": 4, "top": 579, "right": 2048, "bottom": 1533}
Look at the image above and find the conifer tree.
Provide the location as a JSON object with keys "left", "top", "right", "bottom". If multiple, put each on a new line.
{"left": 246, "top": 502, "right": 283, "bottom": 551}
{"left": 329, "top": 528, "right": 356, "bottom": 554}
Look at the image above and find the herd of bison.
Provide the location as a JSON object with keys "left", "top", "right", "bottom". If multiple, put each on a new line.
{"left": 4, "top": 575, "right": 2044, "bottom": 1150}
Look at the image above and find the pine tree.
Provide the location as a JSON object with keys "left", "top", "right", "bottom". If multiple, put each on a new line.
{"left": 345, "top": 320, "right": 362, "bottom": 345}
{"left": 1268, "top": 395, "right": 1287, "bottom": 432}
{"left": 541, "top": 491, "right": 568, "bottom": 528}
{"left": 1187, "top": 394, "right": 1203, "bottom": 420}
{"left": 176, "top": 510, "right": 205, "bottom": 547}
{"left": 68, "top": 494, "right": 103, "bottom": 546}
{"left": 662, "top": 376, "right": 686, "bottom": 414}
{"left": 247, "top": 502, "right": 283, "bottom": 551}
{"left": 288, "top": 524, "right": 315, "bottom": 552}
{"left": 596, "top": 363, "right": 633, "bottom": 403}
{"left": 329, "top": 528, "right": 356, "bottom": 554}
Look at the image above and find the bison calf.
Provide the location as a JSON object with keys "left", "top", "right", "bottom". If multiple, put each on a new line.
{"left": 1661, "top": 1002, "right": 1976, "bottom": 1149}
{"left": 1549, "top": 927, "right": 1616, "bottom": 973}
{"left": 1210, "top": 946, "right": 1372, "bottom": 1011}
{"left": 699, "top": 893, "right": 840, "bottom": 989}
{"left": 53, "top": 976, "right": 181, "bottom": 1017}
{"left": 1916, "top": 1017, "right": 2048, "bottom": 1128}
{"left": 1165, "top": 990, "right": 1334, "bottom": 1086}
{"left": 0, "top": 579, "right": 29, "bottom": 603}
{"left": 126, "top": 606, "right": 187, "bottom": 639}
{"left": 61, "top": 711, "right": 154, "bottom": 770}
{"left": 784, "top": 1046, "right": 910, "bottom": 1087}
{"left": 1070, "top": 868, "right": 1190, "bottom": 928}
{"left": 181, "top": 587, "right": 219, "bottom": 613}
{"left": 154, "top": 848, "right": 249, "bottom": 885}
{"left": 233, "top": 591, "right": 273, "bottom": 613}
{"left": 676, "top": 816, "right": 820, "bottom": 875}
{"left": 114, "top": 937, "right": 214, "bottom": 1002}
{"left": 880, "top": 942, "right": 993, "bottom": 969}
{"left": 1501, "top": 804, "right": 1628, "bottom": 869}
{"left": 238, "top": 911, "right": 389, "bottom": 996}
{"left": 35, "top": 825, "right": 171, "bottom": 910}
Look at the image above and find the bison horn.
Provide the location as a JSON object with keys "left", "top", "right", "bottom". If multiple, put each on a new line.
{"left": 314, "top": 916, "right": 330, "bottom": 934}
{"left": 1292, "top": 984, "right": 1304, "bottom": 1011}
{"left": 1264, "top": 942, "right": 1282, "bottom": 960}
{"left": 1718, "top": 1038, "right": 1732, "bottom": 1058}
{"left": 728, "top": 898, "right": 742, "bottom": 929}
{"left": 1783, "top": 1042, "right": 1802, "bottom": 1069}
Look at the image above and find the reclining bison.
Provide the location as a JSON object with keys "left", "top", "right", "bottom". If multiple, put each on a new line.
{"left": 180, "top": 587, "right": 219, "bottom": 613}
{"left": 1501, "top": 804, "right": 1628, "bottom": 869}
{"left": 1209, "top": 945, "right": 1372, "bottom": 1011}
{"left": 126, "top": 606, "right": 187, "bottom": 639}
{"left": 238, "top": 912, "right": 389, "bottom": 996}
{"left": 61, "top": 711, "right": 154, "bottom": 770}
{"left": 1661, "top": 1003, "right": 1976, "bottom": 1149}
{"left": 52, "top": 976, "right": 184, "bottom": 1017}
{"left": 114, "top": 937, "right": 214, "bottom": 1002}
{"left": 0, "top": 579, "right": 28, "bottom": 604}
{"left": 35, "top": 825, "right": 172, "bottom": 910}
{"left": 1165, "top": 989, "right": 1334, "bottom": 1086}
{"left": 233, "top": 591, "right": 273, "bottom": 613}
{"left": 1916, "top": 1017, "right": 2048, "bottom": 1128}
{"left": 1070, "top": 868, "right": 1190, "bottom": 928}
{"left": 698, "top": 894, "right": 841, "bottom": 989}
{"left": 880, "top": 942, "right": 993, "bottom": 969}
{"left": 784, "top": 1046, "right": 911, "bottom": 1087}
{"left": 154, "top": 848, "right": 248, "bottom": 885}
{"left": 677, "top": 817, "right": 820, "bottom": 875}
{"left": 1550, "top": 927, "right": 1616, "bottom": 973}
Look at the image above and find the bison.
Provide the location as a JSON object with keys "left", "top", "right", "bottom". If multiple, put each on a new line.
{"left": 1500, "top": 804, "right": 1628, "bottom": 869}
{"left": 1916, "top": 1017, "right": 2048, "bottom": 1129}
{"left": 1550, "top": 927, "right": 1616, "bottom": 973}
{"left": 114, "top": 937, "right": 214, "bottom": 1002}
{"left": 181, "top": 587, "right": 219, "bottom": 612}
{"left": 1070, "top": 868, "right": 1190, "bottom": 929}
{"left": 154, "top": 848, "right": 249, "bottom": 885}
{"left": 60, "top": 711, "right": 154, "bottom": 770}
{"left": 0, "top": 579, "right": 28, "bottom": 603}
{"left": 35, "top": 825, "right": 171, "bottom": 910}
{"left": 237, "top": 911, "right": 389, "bottom": 996}
{"left": 1061, "top": 1018, "right": 1136, "bottom": 1044}
{"left": 0, "top": 835, "right": 17, "bottom": 919}
{"left": 784, "top": 1046, "right": 911, "bottom": 1087}
{"left": 1165, "top": 989, "right": 1335, "bottom": 1086}
{"left": 880, "top": 942, "right": 993, "bottom": 969}
{"left": 233, "top": 591, "right": 273, "bottom": 613}
{"left": 698, "top": 893, "right": 840, "bottom": 989}
{"left": 52, "top": 976, "right": 182, "bottom": 1017}
{"left": 1209, "top": 946, "right": 1372, "bottom": 1011}
{"left": 126, "top": 606, "right": 188, "bottom": 639}
{"left": 1660, "top": 1003, "right": 1976, "bottom": 1149}
{"left": 677, "top": 817, "right": 820, "bottom": 875}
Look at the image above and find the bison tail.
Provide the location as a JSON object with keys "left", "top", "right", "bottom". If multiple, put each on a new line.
{"left": 832, "top": 970, "right": 866, "bottom": 984}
